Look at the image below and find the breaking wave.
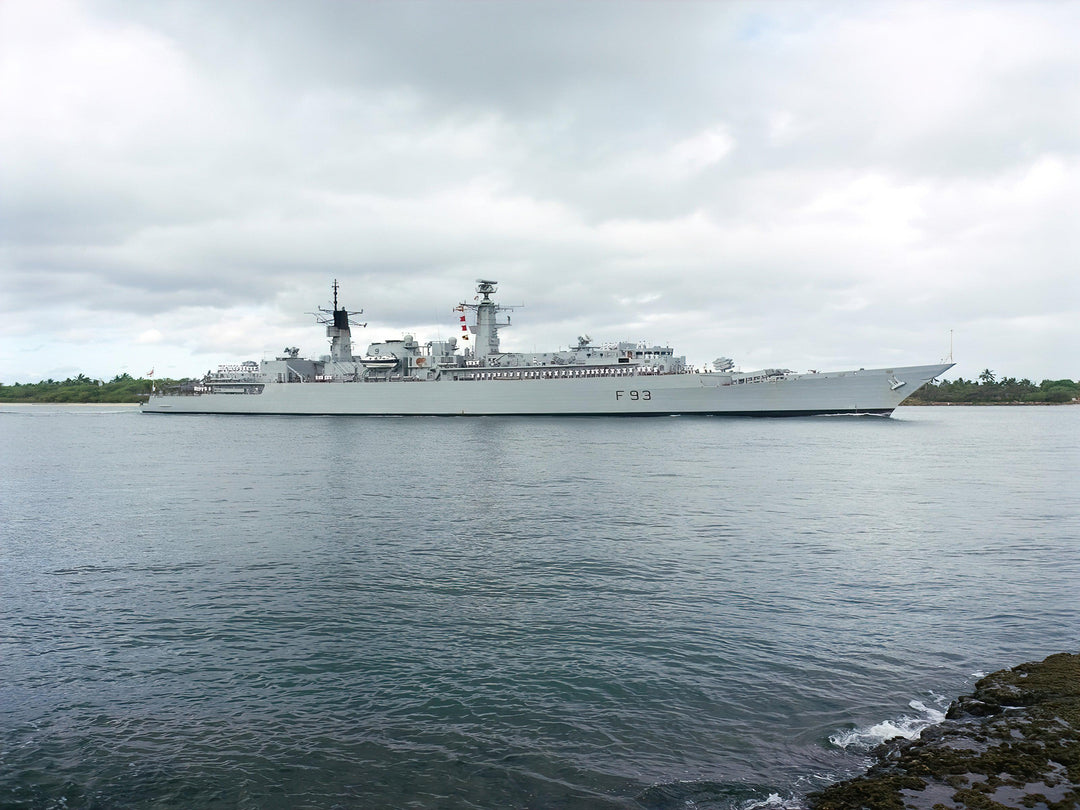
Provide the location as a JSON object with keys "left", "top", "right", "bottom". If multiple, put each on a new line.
{"left": 829, "top": 697, "right": 948, "bottom": 751}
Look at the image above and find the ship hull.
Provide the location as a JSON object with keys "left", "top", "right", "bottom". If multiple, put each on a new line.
{"left": 141, "top": 363, "right": 952, "bottom": 416}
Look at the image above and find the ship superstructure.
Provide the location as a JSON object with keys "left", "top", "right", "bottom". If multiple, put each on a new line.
{"left": 143, "top": 280, "right": 952, "bottom": 416}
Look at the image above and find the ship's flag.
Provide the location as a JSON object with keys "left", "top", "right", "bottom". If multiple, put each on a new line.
{"left": 147, "top": 368, "right": 154, "bottom": 377}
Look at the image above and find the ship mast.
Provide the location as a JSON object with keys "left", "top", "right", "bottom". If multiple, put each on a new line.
{"left": 459, "top": 279, "right": 514, "bottom": 361}
{"left": 315, "top": 279, "right": 365, "bottom": 362}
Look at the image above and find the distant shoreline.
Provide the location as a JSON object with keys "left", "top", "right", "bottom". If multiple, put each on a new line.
{"left": 0, "top": 402, "right": 141, "bottom": 407}
{"left": 906, "top": 400, "right": 1078, "bottom": 406}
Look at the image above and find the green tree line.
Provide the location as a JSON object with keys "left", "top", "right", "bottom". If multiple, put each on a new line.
{"left": 908, "top": 369, "right": 1079, "bottom": 404}
{"left": 0, "top": 373, "right": 187, "bottom": 403}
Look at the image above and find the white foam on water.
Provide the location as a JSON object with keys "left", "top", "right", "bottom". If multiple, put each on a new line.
{"left": 829, "top": 698, "right": 947, "bottom": 751}
{"left": 742, "top": 792, "right": 805, "bottom": 810}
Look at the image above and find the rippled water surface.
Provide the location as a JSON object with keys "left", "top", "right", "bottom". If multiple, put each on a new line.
{"left": 2, "top": 405, "right": 1078, "bottom": 809}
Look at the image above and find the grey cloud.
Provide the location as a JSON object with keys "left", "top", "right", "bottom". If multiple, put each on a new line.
{"left": 2, "top": 0, "right": 1078, "bottom": 383}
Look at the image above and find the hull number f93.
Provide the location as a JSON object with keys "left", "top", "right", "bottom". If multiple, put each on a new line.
{"left": 616, "top": 390, "right": 652, "bottom": 401}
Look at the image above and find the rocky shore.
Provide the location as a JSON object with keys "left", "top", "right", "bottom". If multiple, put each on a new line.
{"left": 809, "top": 652, "right": 1080, "bottom": 810}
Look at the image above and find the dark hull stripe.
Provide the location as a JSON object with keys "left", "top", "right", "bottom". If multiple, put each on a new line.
{"left": 143, "top": 408, "right": 897, "bottom": 418}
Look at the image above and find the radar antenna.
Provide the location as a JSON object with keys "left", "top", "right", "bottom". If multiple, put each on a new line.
{"left": 313, "top": 279, "right": 366, "bottom": 328}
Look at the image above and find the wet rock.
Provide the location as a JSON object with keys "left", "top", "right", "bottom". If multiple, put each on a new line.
{"left": 808, "top": 652, "right": 1080, "bottom": 809}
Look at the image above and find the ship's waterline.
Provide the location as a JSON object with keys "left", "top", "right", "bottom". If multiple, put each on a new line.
{"left": 143, "top": 280, "right": 953, "bottom": 416}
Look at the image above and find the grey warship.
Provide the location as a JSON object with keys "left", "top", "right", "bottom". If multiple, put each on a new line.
{"left": 141, "top": 280, "right": 953, "bottom": 416}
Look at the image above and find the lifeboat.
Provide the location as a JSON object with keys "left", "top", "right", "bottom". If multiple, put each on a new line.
{"left": 360, "top": 355, "right": 398, "bottom": 370}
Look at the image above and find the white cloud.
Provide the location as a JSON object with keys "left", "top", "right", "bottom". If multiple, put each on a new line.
{"left": 622, "top": 125, "right": 737, "bottom": 181}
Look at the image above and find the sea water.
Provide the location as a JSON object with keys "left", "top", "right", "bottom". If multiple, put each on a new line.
{"left": 1, "top": 405, "right": 1078, "bottom": 809}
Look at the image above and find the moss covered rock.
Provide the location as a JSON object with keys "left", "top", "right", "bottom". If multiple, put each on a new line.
{"left": 809, "top": 652, "right": 1080, "bottom": 810}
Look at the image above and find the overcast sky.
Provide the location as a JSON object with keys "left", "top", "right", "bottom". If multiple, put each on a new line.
{"left": 2, "top": 0, "right": 1077, "bottom": 384}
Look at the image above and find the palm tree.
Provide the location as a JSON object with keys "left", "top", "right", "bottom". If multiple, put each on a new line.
{"left": 979, "top": 369, "right": 996, "bottom": 385}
